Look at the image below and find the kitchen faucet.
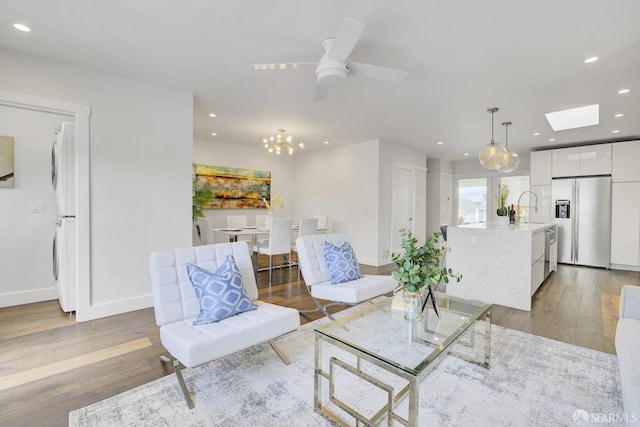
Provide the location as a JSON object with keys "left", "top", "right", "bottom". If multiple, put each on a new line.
{"left": 516, "top": 191, "right": 538, "bottom": 222}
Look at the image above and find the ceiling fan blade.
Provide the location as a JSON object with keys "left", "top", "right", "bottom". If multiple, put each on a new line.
{"left": 250, "top": 62, "right": 317, "bottom": 70}
{"left": 327, "top": 18, "right": 365, "bottom": 62}
{"left": 347, "top": 62, "right": 408, "bottom": 82}
{"left": 312, "top": 84, "right": 330, "bottom": 102}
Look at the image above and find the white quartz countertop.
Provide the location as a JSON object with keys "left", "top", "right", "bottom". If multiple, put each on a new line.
{"left": 456, "top": 222, "right": 554, "bottom": 232}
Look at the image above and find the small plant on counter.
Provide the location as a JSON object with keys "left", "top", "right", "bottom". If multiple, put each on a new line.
{"left": 496, "top": 184, "right": 509, "bottom": 216}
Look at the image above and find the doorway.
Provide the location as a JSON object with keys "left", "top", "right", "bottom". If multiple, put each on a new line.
{"left": 0, "top": 90, "right": 90, "bottom": 320}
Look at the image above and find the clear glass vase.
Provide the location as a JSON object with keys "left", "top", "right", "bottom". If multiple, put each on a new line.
{"left": 403, "top": 290, "right": 424, "bottom": 322}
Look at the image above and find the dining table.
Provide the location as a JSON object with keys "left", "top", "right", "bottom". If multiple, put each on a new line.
{"left": 212, "top": 226, "right": 328, "bottom": 247}
{"left": 212, "top": 226, "right": 327, "bottom": 272}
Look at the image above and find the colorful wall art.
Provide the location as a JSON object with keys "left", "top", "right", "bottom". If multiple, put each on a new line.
{"left": 194, "top": 164, "right": 270, "bottom": 209}
{"left": 0, "top": 136, "right": 15, "bottom": 188}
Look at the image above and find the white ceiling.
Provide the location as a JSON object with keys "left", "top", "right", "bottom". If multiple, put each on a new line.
{"left": 2, "top": 0, "right": 640, "bottom": 162}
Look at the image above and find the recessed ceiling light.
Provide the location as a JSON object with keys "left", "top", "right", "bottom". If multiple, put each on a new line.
{"left": 533, "top": 132, "right": 540, "bottom": 136}
{"left": 612, "top": 130, "right": 620, "bottom": 133}
{"left": 544, "top": 104, "right": 599, "bottom": 131}
{"left": 13, "top": 23, "right": 31, "bottom": 32}
{"left": 618, "top": 88, "right": 631, "bottom": 94}
{"left": 323, "top": 141, "right": 329, "bottom": 144}
{"left": 614, "top": 113, "right": 624, "bottom": 118}
{"left": 549, "top": 138, "right": 556, "bottom": 142}
{"left": 210, "top": 132, "right": 217, "bottom": 136}
{"left": 464, "top": 153, "right": 469, "bottom": 156}
{"left": 437, "top": 141, "right": 443, "bottom": 145}
{"left": 584, "top": 56, "right": 598, "bottom": 64}
{"left": 208, "top": 113, "right": 216, "bottom": 118}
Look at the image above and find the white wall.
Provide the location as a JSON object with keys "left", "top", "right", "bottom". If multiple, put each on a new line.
{"left": 0, "top": 106, "right": 73, "bottom": 306}
{"left": 294, "top": 139, "right": 427, "bottom": 266}
{"left": 193, "top": 138, "right": 295, "bottom": 242}
{"left": 0, "top": 48, "right": 193, "bottom": 320}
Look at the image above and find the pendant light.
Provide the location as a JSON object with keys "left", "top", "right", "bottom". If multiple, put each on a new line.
{"left": 478, "top": 107, "right": 508, "bottom": 169}
{"left": 496, "top": 121, "right": 520, "bottom": 172}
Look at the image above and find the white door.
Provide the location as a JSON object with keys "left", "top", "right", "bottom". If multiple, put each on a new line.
{"left": 391, "top": 165, "right": 415, "bottom": 253}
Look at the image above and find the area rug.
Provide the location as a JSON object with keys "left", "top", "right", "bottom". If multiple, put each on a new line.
{"left": 69, "top": 307, "right": 626, "bottom": 427}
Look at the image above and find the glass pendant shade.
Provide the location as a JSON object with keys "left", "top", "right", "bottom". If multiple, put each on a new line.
{"left": 479, "top": 107, "right": 507, "bottom": 170}
{"left": 495, "top": 121, "right": 519, "bottom": 172}
{"left": 479, "top": 141, "right": 508, "bottom": 169}
{"left": 496, "top": 149, "right": 520, "bottom": 172}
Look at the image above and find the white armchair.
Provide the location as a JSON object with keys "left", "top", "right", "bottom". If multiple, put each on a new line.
{"left": 149, "top": 241, "right": 300, "bottom": 408}
{"left": 295, "top": 233, "right": 397, "bottom": 320}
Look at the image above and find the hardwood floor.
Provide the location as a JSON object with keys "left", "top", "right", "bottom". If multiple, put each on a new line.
{"left": 0, "top": 262, "right": 638, "bottom": 427}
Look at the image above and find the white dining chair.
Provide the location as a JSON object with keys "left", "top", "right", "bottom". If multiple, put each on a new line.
{"left": 316, "top": 215, "right": 328, "bottom": 230}
{"left": 256, "top": 214, "right": 269, "bottom": 229}
{"left": 253, "top": 218, "right": 293, "bottom": 286}
{"left": 292, "top": 217, "right": 318, "bottom": 279}
{"left": 227, "top": 215, "right": 248, "bottom": 228}
{"left": 194, "top": 217, "right": 214, "bottom": 245}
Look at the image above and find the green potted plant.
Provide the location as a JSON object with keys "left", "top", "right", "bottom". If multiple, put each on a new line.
{"left": 385, "top": 229, "right": 461, "bottom": 321}
{"left": 192, "top": 177, "right": 215, "bottom": 240}
{"left": 496, "top": 184, "right": 509, "bottom": 223}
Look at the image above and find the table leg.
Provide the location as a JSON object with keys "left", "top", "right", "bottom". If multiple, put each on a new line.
{"left": 314, "top": 334, "right": 322, "bottom": 412}
{"left": 484, "top": 309, "right": 492, "bottom": 368}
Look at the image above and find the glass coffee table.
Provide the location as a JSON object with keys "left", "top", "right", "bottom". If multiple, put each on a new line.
{"left": 314, "top": 293, "right": 491, "bottom": 426}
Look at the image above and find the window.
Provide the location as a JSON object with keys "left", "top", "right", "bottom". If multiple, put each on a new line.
{"left": 457, "top": 178, "right": 487, "bottom": 224}
{"left": 456, "top": 175, "right": 531, "bottom": 225}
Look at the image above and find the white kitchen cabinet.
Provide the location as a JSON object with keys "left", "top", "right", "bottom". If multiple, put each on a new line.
{"left": 552, "top": 147, "right": 581, "bottom": 177}
{"left": 551, "top": 145, "right": 611, "bottom": 177}
{"left": 612, "top": 140, "right": 640, "bottom": 182}
{"left": 530, "top": 151, "right": 552, "bottom": 185}
{"left": 611, "top": 182, "right": 640, "bottom": 268}
{"left": 580, "top": 143, "right": 611, "bottom": 176}
{"left": 529, "top": 185, "right": 552, "bottom": 223}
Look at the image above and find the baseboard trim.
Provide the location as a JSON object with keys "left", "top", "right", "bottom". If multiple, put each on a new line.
{"left": 359, "top": 256, "right": 395, "bottom": 267}
{"left": 79, "top": 294, "right": 154, "bottom": 322}
{"left": 610, "top": 264, "right": 640, "bottom": 272}
{"left": 0, "top": 287, "right": 58, "bottom": 308}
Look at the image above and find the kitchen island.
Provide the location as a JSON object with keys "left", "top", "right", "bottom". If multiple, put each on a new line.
{"left": 445, "top": 222, "right": 557, "bottom": 311}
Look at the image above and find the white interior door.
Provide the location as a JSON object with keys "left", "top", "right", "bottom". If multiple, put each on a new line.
{"left": 391, "top": 165, "right": 415, "bottom": 253}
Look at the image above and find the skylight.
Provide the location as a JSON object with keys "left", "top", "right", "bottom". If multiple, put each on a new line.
{"left": 544, "top": 104, "right": 599, "bottom": 131}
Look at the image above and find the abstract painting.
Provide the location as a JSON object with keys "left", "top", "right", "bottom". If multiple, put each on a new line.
{"left": 0, "top": 136, "right": 14, "bottom": 188}
{"left": 194, "top": 164, "right": 270, "bottom": 209}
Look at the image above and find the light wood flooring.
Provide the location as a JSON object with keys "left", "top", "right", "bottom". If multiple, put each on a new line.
{"left": 0, "top": 262, "right": 638, "bottom": 427}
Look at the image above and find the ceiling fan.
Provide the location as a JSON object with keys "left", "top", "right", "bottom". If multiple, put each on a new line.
{"left": 251, "top": 18, "right": 408, "bottom": 102}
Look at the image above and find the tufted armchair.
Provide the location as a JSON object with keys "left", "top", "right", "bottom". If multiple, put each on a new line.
{"left": 149, "top": 241, "right": 300, "bottom": 408}
{"left": 295, "top": 233, "right": 397, "bottom": 320}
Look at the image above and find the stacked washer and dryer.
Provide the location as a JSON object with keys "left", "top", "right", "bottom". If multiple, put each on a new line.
{"left": 51, "top": 122, "right": 76, "bottom": 313}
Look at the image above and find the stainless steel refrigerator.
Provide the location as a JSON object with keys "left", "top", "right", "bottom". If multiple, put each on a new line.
{"left": 551, "top": 176, "right": 611, "bottom": 268}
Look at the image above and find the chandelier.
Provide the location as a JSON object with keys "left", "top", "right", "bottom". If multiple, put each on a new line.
{"left": 262, "top": 128, "right": 304, "bottom": 155}
{"left": 478, "top": 107, "right": 519, "bottom": 172}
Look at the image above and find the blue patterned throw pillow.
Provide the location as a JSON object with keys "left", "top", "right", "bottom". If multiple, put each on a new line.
{"left": 186, "top": 255, "right": 256, "bottom": 325}
{"left": 323, "top": 241, "right": 363, "bottom": 284}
